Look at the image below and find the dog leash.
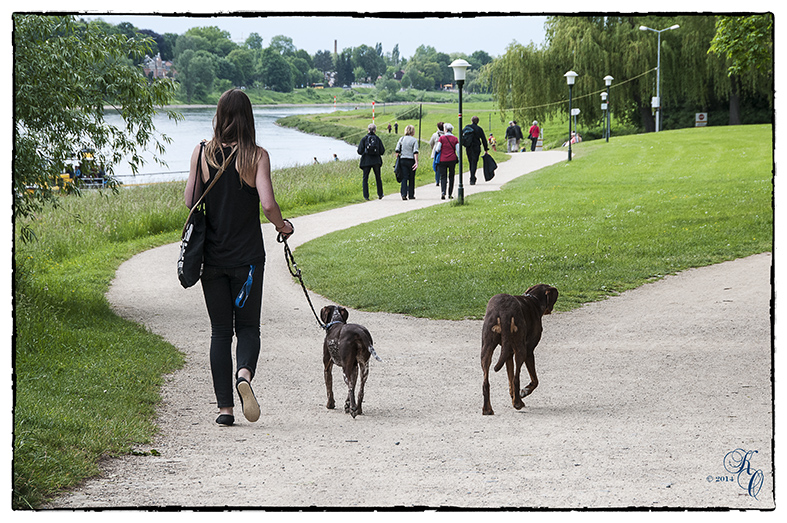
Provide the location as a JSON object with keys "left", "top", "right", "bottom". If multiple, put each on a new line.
{"left": 234, "top": 264, "right": 256, "bottom": 308}
{"left": 277, "top": 220, "right": 328, "bottom": 330}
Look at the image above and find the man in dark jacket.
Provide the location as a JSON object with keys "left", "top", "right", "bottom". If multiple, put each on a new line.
{"left": 357, "top": 123, "right": 386, "bottom": 200}
{"left": 513, "top": 121, "right": 523, "bottom": 151}
{"left": 504, "top": 121, "right": 517, "bottom": 153}
{"left": 464, "top": 116, "right": 489, "bottom": 185}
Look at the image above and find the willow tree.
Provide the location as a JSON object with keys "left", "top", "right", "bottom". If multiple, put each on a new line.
{"left": 492, "top": 15, "right": 751, "bottom": 133}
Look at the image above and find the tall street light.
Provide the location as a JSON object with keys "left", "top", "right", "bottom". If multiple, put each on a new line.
{"left": 564, "top": 70, "right": 578, "bottom": 161}
{"left": 604, "top": 75, "right": 614, "bottom": 141}
{"left": 639, "top": 24, "right": 680, "bottom": 132}
{"left": 450, "top": 59, "right": 470, "bottom": 204}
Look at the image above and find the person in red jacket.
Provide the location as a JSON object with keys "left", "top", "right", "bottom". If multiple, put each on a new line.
{"left": 435, "top": 123, "right": 459, "bottom": 199}
{"left": 528, "top": 121, "right": 540, "bottom": 152}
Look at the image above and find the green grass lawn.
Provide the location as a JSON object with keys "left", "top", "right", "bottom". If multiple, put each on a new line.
{"left": 294, "top": 124, "right": 773, "bottom": 319}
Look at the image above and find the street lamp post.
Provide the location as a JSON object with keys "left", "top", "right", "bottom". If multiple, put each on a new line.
{"left": 450, "top": 59, "right": 471, "bottom": 204}
{"left": 601, "top": 91, "right": 608, "bottom": 141}
{"left": 564, "top": 70, "right": 578, "bottom": 161}
{"left": 604, "top": 75, "right": 614, "bottom": 141}
{"left": 639, "top": 24, "right": 680, "bottom": 132}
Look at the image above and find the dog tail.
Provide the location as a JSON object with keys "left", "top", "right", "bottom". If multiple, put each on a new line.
{"left": 368, "top": 345, "right": 383, "bottom": 362}
{"left": 492, "top": 316, "right": 517, "bottom": 372}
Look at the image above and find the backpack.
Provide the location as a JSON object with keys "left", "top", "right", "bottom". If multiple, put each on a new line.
{"left": 365, "top": 134, "right": 380, "bottom": 155}
{"left": 461, "top": 125, "right": 475, "bottom": 148}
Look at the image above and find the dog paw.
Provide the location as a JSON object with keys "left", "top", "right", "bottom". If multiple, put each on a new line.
{"left": 326, "top": 400, "right": 335, "bottom": 410}
{"left": 483, "top": 408, "right": 495, "bottom": 415}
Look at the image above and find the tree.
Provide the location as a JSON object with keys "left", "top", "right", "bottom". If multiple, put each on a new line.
{"left": 375, "top": 77, "right": 401, "bottom": 101}
{"left": 215, "top": 56, "right": 239, "bottom": 86}
{"left": 313, "top": 49, "right": 334, "bottom": 73}
{"left": 335, "top": 48, "right": 354, "bottom": 87}
{"left": 13, "top": 15, "right": 178, "bottom": 225}
{"left": 260, "top": 47, "right": 294, "bottom": 92}
{"left": 288, "top": 56, "right": 312, "bottom": 88}
{"left": 182, "top": 26, "right": 237, "bottom": 57}
{"left": 159, "top": 33, "right": 178, "bottom": 61}
{"left": 709, "top": 14, "right": 773, "bottom": 124}
{"left": 227, "top": 48, "right": 255, "bottom": 86}
{"left": 176, "top": 49, "right": 216, "bottom": 102}
{"left": 709, "top": 15, "right": 773, "bottom": 78}
{"left": 390, "top": 43, "right": 400, "bottom": 67}
{"left": 353, "top": 44, "right": 385, "bottom": 82}
{"left": 245, "top": 32, "right": 263, "bottom": 51}
{"left": 269, "top": 35, "right": 296, "bottom": 56}
{"left": 469, "top": 50, "right": 493, "bottom": 68}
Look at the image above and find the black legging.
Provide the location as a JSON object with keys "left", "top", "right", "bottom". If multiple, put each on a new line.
{"left": 467, "top": 146, "right": 481, "bottom": 183}
{"left": 399, "top": 157, "right": 416, "bottom": 199}
{"left": 201, "top": 263, "right": 264, "bottom": 408}
{"left": 439, "top": 160, "right": 457, "bottom": 197}
{"left": 362, "top": 164, "right": 383, "bottom": 199}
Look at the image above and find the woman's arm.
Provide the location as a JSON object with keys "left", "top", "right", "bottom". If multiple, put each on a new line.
{"left": 184, "top": 143, "right": 203, "bottom": 208}
{"left": 255, "top": 148, "right": 293, "bottom": 237}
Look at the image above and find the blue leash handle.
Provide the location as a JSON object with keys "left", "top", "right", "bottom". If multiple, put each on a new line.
{"left": 235, "top": 265, "right": 256, "bottom": 308}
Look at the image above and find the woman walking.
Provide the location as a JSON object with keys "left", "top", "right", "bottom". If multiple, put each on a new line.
{"left": 435, "top": 123, "right": 459, "bottom": 199}
{"left": 184, "top": 89, "right": 294, "bottom": 427}
{"left": 357, "top": 123, "right": 385, "bottom": 200}
{"left": 394, "top": 124, "right": 419, "bottom": 200}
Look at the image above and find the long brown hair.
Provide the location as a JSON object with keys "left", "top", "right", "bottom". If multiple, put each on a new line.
{"left": 205, "top": 89, "right": 263, "bottom": 186}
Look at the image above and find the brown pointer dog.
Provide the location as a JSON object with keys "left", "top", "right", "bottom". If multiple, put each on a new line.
{"left": 321, "top": 305, "right": 382, "bottom": 418}
{"left": 481, "top": 284, "right": 558, "bottom": 415}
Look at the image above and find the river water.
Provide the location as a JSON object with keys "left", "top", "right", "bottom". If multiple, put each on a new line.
{"left": 105, "top": 105, "right": 358, "bottom": 185}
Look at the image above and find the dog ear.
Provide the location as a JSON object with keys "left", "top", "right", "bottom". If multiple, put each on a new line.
{"left": 320, "top": 306, "right": 331, "bottom": 324}
{"left": 544, "top": 287, "right": 558, "bottom": 314}
{"left": 339, "top": 307, "right": 349, "bottom": 323}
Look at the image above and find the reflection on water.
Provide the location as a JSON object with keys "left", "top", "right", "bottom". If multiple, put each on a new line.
{"left": 106, "top": 105, "right": 359, "bottom": 184}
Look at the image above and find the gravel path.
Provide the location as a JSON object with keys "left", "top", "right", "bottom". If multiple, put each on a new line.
{"left": 47, "top": 152, "right": 774, "bottom": 509}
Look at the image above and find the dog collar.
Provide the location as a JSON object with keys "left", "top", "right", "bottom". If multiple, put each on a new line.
{"left": 324, "top": 320, "right": 344, "bottom": 330}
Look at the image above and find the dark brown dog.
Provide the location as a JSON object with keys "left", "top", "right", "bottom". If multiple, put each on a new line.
{"left": 481, "top": 284, "right": 558, "bottom": 415}
{"left": 321, "top": 305, "right": 382, "bottom": 418}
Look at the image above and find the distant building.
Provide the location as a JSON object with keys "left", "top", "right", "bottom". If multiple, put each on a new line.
{"left": 142, "top": 53, "right": 174, "bottom": 79}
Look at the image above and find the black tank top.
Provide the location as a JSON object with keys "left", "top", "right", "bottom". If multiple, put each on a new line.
{"left": 203, "top": 147, "right": 265, "bottom": 268}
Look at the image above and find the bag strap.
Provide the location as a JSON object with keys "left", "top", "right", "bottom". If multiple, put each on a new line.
{"left": 181, "top": 141, "right": 230, "bottom": 236}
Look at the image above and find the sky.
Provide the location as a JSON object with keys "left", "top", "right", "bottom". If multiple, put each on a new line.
{"left": 85, "top": 13, "right": 548, "bottom": 58}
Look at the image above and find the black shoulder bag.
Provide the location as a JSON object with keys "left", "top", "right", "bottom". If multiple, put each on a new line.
{"left": 177, "top": 143, "right": 227, "bottom": 288}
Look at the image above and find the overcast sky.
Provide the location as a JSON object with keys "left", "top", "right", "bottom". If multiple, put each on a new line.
{"left": 85, "top": 13, "right": 549, "bottom": 58}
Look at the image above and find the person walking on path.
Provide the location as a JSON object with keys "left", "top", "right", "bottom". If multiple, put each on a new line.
{"left": 513, "top": 121, "right": 523, "bottom": 152}
{"left": 184, "top": 89, "right": 294, "bottom": 427}
{"left": 464, "top": 116, "right": 489, "bottom": 185}
{"left": 435, "top": 123, "right": 459, "bottom": 200}
{"left": 429, "top": 122, "right": 445, "bottom": 186}
{"left": 394, "top": 125, "right": 419, "bottom": 200}
{"left": 504, "top": 122, "right": 517, "bottom": 153}
{"left": 357, "top": 123, "right": 386, "bottom": 200}
{"left": 528, "top": 121, "right": 540, "bottom": 152}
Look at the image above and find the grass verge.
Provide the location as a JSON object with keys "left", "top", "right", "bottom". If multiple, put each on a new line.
{"left": 294, "top": 124, "right": 773, "bottom": 319}
{"left": 13, "top": 184, "right": 188, "bottom": 508}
